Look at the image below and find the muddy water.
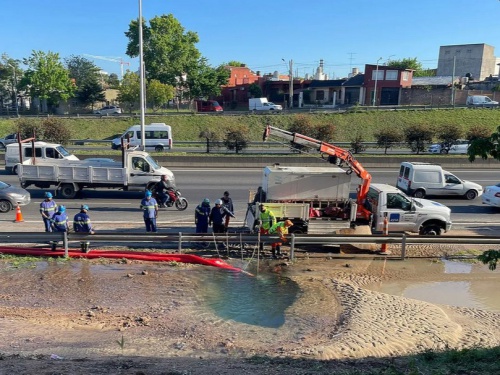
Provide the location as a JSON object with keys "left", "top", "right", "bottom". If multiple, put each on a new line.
{"left": 366, "top": 259, "right": 500, "bottom": 312}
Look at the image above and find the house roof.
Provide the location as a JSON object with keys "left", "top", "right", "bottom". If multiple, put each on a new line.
{"left": 342, "top": 74, "right": 365, "bottom": 86}
{"left": 411, "top": 76, "right": 459, "bottom": 86}
{"left": 309, "top": 79, "right": 346, "bottom": 88}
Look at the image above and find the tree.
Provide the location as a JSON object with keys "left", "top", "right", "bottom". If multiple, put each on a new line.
{"left": 387, "top": 57, "right": 435, "bottom": 77}
{"left": 14, "top": 117, "right": 71, "bottom": 144}
{"left": 467, "top": 125, "right": 500, "bottom": 162}
{"left": 117, "top": 71, "right": 140, "bottom": 113}
{"left": 478, "top": 250, "right": 499, "bottom": 271}
{"left": 199, "top": 129, "right": 221, "bottom": 153}
{"left": 0, "top": 54, "right": 22, "bottom": 111}
{"left": 185, "top": 60, "right": 230, "bottom": 99}
{"left": 404, "top": 124, "right": 433, "bottom": 154}
{"left": 21, "top": 50, "right": 75, "bottom": 110}
{"left": 435, "top": 124, "right": 463, "bottom": 154}
{"left": 65, "top": 55, "right": 105, "bottom": 109}
{"left": 248, "top": 83, "right": 262, "bottom": 98}
{"left": 223, "top": 128, "right": 249, "bottom": 154}
{"left": 465, "top": 124, "right": 491, "bottom": 142}
{"left": 350, "top": 134, "right": 366, "bottom": 154}
{"left": 107, "top": 73, "right": 120, "bottom": 89}
{"left": 224, "top": 61, "right": 245, "bottom": 67}
{"left": 147, "top": 79, "right": 174, "bottom": 112}
{"left": 78, "top": 78, "right": 106, "bottom": 109}
{"left": 374, "top": 128, "right": 403, "bottom": 154}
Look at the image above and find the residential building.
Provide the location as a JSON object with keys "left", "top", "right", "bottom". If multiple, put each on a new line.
{"left": 437, "top": 43, "right": 496, "bottom": 81}
{"left": 364, "top": 64, "right": 413, "bottom": 105}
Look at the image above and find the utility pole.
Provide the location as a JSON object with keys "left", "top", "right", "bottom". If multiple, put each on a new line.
{"left": 372, "top": 57, "right": 382, "bottom": 106}
{"left": 282, "top": 59, "right": 293, "bottom": 109}
{"left": 138, "top": 0, "right": 146, "bottom": 150}
{"left": 451, "top": 56, "right": 456, "bottom": 107}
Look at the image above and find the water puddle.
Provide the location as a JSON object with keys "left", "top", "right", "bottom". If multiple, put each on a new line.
{"left": 367, "top": 259, "right": 500, "bottom": 312}
{"left": 196, "top": 268, "right": 300, "bottom": 328}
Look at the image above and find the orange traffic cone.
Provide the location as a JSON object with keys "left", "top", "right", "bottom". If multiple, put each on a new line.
{"left": 379, "top": 214, "right": 391, "bottom": 255}
{"left": 14, "top": 205, "right": 24, "bottom": 223}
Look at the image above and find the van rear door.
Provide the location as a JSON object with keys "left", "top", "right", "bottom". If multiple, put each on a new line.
{"left": 397, "top": 164, "right": 411, "bottom": 192}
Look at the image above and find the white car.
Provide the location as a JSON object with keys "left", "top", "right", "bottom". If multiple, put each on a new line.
{"left": 482, "top": 183, "right": 500, "bottom": 208}
{"left": 93, "top": 105, "right": 122, "bottom": 115}
{"left": 427, "top": 139, "right": 469, "bottom": 154}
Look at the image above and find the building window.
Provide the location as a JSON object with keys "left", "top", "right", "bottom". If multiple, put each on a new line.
{"left": 316, "top": 90, "right": 325, "bottom": 101}
{"left": 372, "top": 70, "right": 384, "bottom": 81}
{"left": 402, "top": 71, "right": 409, "bottom": 81}
{"left": 386, "top": 70, "right": 398, "bottom": 80}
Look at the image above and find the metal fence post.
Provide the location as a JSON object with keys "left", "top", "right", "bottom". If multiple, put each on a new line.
{"left": 63, "top": 232, "right": 68, "bottom": 258}
{"left": 401, "top": 233, "right": 406, "bottom": 260}
{"left": 178, "top": 232, "right": 182, "bottom": 253}
{"left": 290, "top": 234, "right": 295, "bottom": 260}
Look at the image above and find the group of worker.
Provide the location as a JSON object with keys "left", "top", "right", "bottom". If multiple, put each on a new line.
{"left": 194, "top": 191, "right": 235, "bottom": 237}
{"left": 39, "top": 192, "right": 94, "bottom": 252}
{"left": 257, "top": 203, "right": 293, "bottom": 258}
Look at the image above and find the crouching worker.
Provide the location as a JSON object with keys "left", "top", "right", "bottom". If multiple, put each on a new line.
{"left": 73, "top": 204, "right": 95, "bottom": 253}
{"left": 268, "top": 220, "right": 294, "bottom": 258}
{"left": 50, "top": 205, "right": 69, "bottom": 251}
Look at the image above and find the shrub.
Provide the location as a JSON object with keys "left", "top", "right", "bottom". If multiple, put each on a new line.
{"left": 404, "top": 124, "right": 433, "bottom": 154}
{"left": 374, "top": 127, "right": 403, "bottom": 154}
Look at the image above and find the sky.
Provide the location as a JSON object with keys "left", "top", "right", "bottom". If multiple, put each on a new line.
{"left": 2, "top": 0, "right": 500, "bottom": 79}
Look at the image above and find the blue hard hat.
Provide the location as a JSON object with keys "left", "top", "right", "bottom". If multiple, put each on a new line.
{"left": 45, "top": 192, "right": 53, "bottom": 198}
{"left": 59, "top": 205, "right": 66, "bottom": 213}
{"left": 145, "top": 190, "right": 152, "bottom": 197}
{"left": 203, "top": 198, "right": 210, "bottom": 204}
{"left": 81, "top": 204, "right": 89, "bottom": 211}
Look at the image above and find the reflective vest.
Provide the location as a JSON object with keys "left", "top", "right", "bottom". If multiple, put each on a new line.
{"left": 40, "top": 200, "right": 58, "bottom": 218}
{"left": 259, "top": 208, "right": 276, "bottom": 230}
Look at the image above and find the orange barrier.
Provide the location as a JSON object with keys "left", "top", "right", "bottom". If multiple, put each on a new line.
{"left": 379, "top": 215, "right": 390, "bottom": 254}
{"left": 14, "top": 205, "right": 24, "bottom": 223}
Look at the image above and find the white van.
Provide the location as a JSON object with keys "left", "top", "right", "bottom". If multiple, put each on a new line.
{"left": 397, "top": 162, "right": 483, "bottom": 200}
{"left": 111, "top": 123, "right": 173, "bottom": 151}
{"left": 466, "top": 95, "right": 499, "bottom": 108}
{"left": 5, "top": 142, "right": 79, "bottom": 174}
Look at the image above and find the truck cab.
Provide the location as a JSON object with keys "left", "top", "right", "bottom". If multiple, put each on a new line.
{"left": 367, "top": 183, "right": 452, "bottom": 235}
{"left": 125, "top": 150, "right": 175, "bottom": 191}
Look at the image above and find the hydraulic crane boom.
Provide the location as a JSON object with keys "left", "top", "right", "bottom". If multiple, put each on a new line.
{"left": 263, "top": 125, "right": 372, "bottom": 221}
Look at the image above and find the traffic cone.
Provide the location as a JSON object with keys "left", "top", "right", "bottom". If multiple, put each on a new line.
{"left": 14, "top": 205, "right": 24, "bottom": 223}
{"left": 379, "top": 214, "right": 391, "bottom": 255}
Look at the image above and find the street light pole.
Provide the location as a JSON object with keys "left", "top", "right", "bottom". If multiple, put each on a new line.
{"left": 372, "top": 57, "right": 382, "bottom": 106}
{"left": 282, "top": 58, "right": 293, "bottom": 109}
{"left": 138, "top": 0, "right": 146, "bottom": 150}
{"left": 7, "top": 63, "right": 19, "bottom": 118}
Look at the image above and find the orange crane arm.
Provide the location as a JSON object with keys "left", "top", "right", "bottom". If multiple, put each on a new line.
{"left": 263, "top": 125, "right": 372, "bottom": 221}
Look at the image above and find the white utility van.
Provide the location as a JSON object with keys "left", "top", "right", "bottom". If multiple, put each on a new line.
{"left": 397, "top": 162, "right": 483, "bottom": 200}
{"left": 466, "top": 95, "right": 499, "bottom": 108}
{"left": 249, "top": 98, "right": 283, "bottom": 112}
{"left": 111, "top": 123, "right": 172, "bottom": 151}
{"left": 5, "top": 142, "right": 79, "bottom": 174}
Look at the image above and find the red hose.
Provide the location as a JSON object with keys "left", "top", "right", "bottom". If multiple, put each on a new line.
{"left": 0, "top": 246, "right": 242, "bottom": 272}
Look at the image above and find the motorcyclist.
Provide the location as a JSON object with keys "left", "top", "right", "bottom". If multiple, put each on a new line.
{"left": 155, "top": 175, "right": 175, "bottom": 208}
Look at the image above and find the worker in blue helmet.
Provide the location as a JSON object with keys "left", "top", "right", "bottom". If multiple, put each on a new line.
{"left": 40, "top": 191, "right": 58, "bottom": 232}
{"left": 73, "top": 204, "right": 95, "bottom": 253}
{"left": 140, "top": 190, "right": 158, "bottom": 232}
{"left": 50, "top": 205, "right": 69, "bottom": 251}
{"left": 195, "top": 198, "right": 211, "bottom": 234}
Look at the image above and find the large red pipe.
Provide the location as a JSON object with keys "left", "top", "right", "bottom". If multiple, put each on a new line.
{"left": 0, "top": 246, "right": 243, "bottom": 272}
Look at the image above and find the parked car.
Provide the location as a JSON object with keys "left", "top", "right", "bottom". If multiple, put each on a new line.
{"left": 427, "top": 139, "right": 469, "bottom": 154}
{"left": 0, "top": 180, "right": 31, "bottom": 213}
{"left": 466, "top": 95, "right": 499, "bottom": 108}
{"left": 0, "top": 133, "right": 19, "bottom": 149}
{"left": 482, "top": 183, "right": 500, "bottom": 208}
{"left": 93, "top": 105, "right": 122, "bottom": 115}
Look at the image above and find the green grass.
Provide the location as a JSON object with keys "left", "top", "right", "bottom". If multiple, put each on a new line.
{"left": 1, "top": 108, "right": 500, "bottom": 143}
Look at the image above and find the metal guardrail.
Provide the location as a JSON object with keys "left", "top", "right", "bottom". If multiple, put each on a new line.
{"left": 0, "top": 232, "right": 496, "bottom": 260}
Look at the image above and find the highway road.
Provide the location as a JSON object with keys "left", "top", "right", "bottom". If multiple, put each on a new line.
{"left": 0, "top": 167, "right": 498, "bottom": 234}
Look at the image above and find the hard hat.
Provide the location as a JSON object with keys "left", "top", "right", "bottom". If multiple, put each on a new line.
{"left": 203, "top": 198, "right": 210, "bottom": 204}
{"left": 81, "top": 204, "right": 89, "bottom": 211}
{"left": 285, "top": 220, "right": 293, "bottom": 227}
{"left": 45, "top": 192, "right": 53, "bottom": 199}
{"left": 215, "top": 199, "right": 223, "bottom": 205}
{"left": 59, "top": 205, "right": 66, "bottom": 213}
{"left": 145, "top": 190, "right": 152, "bottom": 197}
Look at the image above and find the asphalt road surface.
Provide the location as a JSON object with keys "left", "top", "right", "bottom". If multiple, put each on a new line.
{"left": 0, "top": 167, "right": 498, "bottom": 234}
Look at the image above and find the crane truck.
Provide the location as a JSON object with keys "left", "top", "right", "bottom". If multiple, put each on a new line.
{"left": 247, "top": 125, "right": 452, "bottom": 236}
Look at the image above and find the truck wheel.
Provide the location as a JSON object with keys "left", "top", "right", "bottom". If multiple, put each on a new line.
{"left": 420, "top": 225, "right": 441, "bottom": 236}
{"left": 465, "top": 190, "right": 478, "bottom": 200}
{"left": 60, "top": 184, "right": 77, "bottom": 199}
{"left": 413, "top": 189, "right": 425, "bottom": 198}
{"left": 0, "top": 200, "right": 12, "bottom": 213}
{"left": 12, "top": 165, "right": 18, "bottom": 175}
{"left": 155, "top": 145, "right": 164, "bottom": 152}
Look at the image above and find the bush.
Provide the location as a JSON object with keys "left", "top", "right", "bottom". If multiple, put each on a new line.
{"left": 13, "top": 117, "right": 72, "bottom": 145}
{"left": 374, "top": 127, "right": 403, "bottom": 154}
{"left": 404, "top": 124, "right": 433, "bottom": 154}
{"left": 223, "top": 127, "right": 250, "bottom": 154}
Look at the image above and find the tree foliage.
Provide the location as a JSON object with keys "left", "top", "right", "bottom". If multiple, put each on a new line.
{"left": 65, "top": 55, "right": 105, "bottom": 108}
{"left": 117, "top": 71, "right": 140, "bottom": 112}
{"left": 199, "top": 129, "right": 221, "bottom": 153}
{"left": 478, "top": 250, "right": 499, "bottom": 271}
{"left": 0, "top": 54, "right": 21, "bottom": 107}
{"left": 185, "top": 60, "right": 230, "bottom": 99}
{"left": 374, "top": 127, "right": 403, "bottom": 154}
{"left": 147, "top": 79, "right": 175, "bottom": 111}
{"left": 404, "top": 124, "right": 433, "bottom": 154}
{"left": 387, "top": 57, "right": 435, "bottom": 77}
{"left": 13, "top": 117, "right": 71, "bottom": 145}
{"left": 465, "top": 124, "right": 491, "bottom": 142}
{"left": 21, "top": 50, "right": 75, "bottom": 107}
{"left": 467, "top": 125, "right": 500, "bottom": 162}
{"left": 223, "top": 127, "right": 249, "bottom": 154}
{"left": 248, "top": 82, "right": 262, "bottom": 98}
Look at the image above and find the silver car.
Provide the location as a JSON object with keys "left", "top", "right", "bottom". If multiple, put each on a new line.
{"left": 93, "top": 105, "right": 122, "bottom": 115}
{"left": 0, "top": 133, "right": 18, "bottom": 149}
{"left": 0, "top": 180, "right": 31, "bottom": 213}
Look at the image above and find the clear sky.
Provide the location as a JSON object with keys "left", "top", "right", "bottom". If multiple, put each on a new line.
{"left": 2, "top": 0, "right": 500, "bottom": 79}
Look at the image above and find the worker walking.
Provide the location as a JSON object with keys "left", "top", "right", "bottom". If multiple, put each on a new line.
{"left": 73, "top": 204, "right": 95, "bottom": 253}
{"left": 140, "top": 190, "right": 159, "bottom": 233}
{"left": 220, "top": 191, "right": 234, "bottom": 231}
{"left": 268, "top": 220, "right": 294, "bottom": 258}
{"left": 195, "top": 198, "right": 211, "bottom": 233}
{"left": 40, "top": 192, "right": 58, "bottom": 232}
{"left": 258, "top": 203, "right": 276, "bottom": 253}
{"left": 50, "top": 205, "right": 69, "bottom": 251}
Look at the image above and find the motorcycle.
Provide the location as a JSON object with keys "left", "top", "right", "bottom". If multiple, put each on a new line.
{"left": 153, "top": 188, "right": 189, "bottom": 211}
